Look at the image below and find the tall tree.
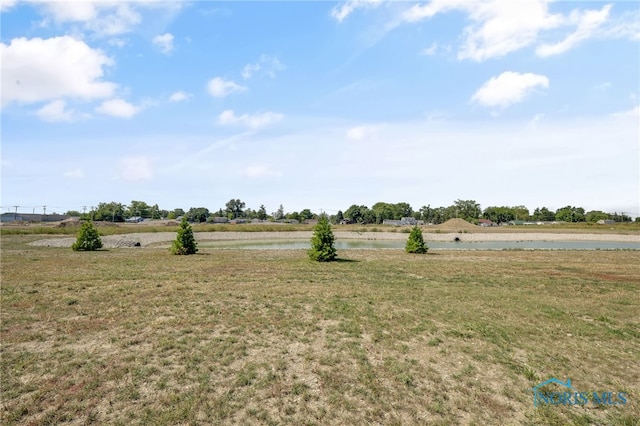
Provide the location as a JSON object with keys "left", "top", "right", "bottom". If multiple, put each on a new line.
{"left": 453, "top": 199, "right": 481, "bottom": 222}
{"left": 555, "top": 206, "right": 585, "bottom": 222}
{"left": 532, "top": 207, "right": 555, "bottom": 221}
{"left": 186, "top": 207, "right": 210, "bottom": 223}
{"left": 92, "top": 202, "right": 125, "bottom": 222}
{"left": 299, "top": 209, "right": 315, "bottom": 221}
{"left": 274, "top": 204, "right": 285, "bottom": 220}
{"left": 127, "top": 200, "right": 151, "bottom": 219}
{"left": 225, "top": 199, "right": 246, "bottom": 219}
{"left": 257, "top": 205, "right": 268, "bottom": 220}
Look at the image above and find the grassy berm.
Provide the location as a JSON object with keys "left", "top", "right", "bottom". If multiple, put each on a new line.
{"left": 1, "top": 235, "right": 638, "bottom": 425}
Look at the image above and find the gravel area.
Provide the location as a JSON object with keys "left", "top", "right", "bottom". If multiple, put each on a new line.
{"left": 27, "top": 231, "right": 639, "bottom": 248}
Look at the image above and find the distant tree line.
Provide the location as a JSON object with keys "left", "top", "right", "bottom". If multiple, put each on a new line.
{"left": 66, "top": 199, "right": 636, "bottom": 224}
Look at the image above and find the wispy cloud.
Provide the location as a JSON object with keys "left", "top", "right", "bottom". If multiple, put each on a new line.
{"left": 63, "top": 168, "right": 85, "bottom": 179}
{"left": 331, "top": 0, "right": 382, "bottom": 23}
{"left": 472, "top": 72, "right": 549, "bottom": 110}
{"left": 241, "top": 55, "right": 285, "bottom": 79}
{"left": 536, "top": 5, "right": 611, "bottom": 57}
{"left": 96, "top": 98, "right": 142, "bottom": 118}
{"left": 346, "top": 125, "right": 378, "bottom": 140}
{"left": 217, "top": 110, "right": 283, "bottom": 129}
{"left": 421, "top": 42, "right": 438, "bottom": 56}
{"left": 118, "top": 156, "right": 153, "bottom": 181}
{"left": 242, "top": 165, "right": 283, "bottom": 179}
{"left": 152, "top": 32, "right": 174, "bottom": 55}
{"left": 36, "top": 99, "right": 78, "bottom": 122}
{"left": 206, "top": 77, "right": 247, "bottom": 98}
{"left": 169, "top": 90, "right": 192, "bottom": 102}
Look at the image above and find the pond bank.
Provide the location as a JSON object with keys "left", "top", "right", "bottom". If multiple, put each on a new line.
{"left": 27, "top": 231, "right": 639, "bottom": 249}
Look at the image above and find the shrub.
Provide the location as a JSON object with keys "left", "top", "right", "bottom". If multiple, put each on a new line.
{"left": 405, "top": 226, "right": 427, "bottom": 254}
{"left": 171, "top": 217, "right": 198, "bottom": 255}
{"left": 308, "top": 216, "right": 337, "bottom": 262}
{"left": 72, "top": 221, "right": 103, "bottom": 251}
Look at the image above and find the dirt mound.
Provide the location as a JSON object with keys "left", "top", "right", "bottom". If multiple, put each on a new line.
{"left": 56, "top": 217, "right": 80, "bottom": 227}
{"left": 437, "top": 218, "right": 478, "bottom": 231}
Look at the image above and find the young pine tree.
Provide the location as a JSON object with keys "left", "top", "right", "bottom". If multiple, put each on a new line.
{"left": 72, "top": 221, "right": 103, "bottom": 251}
{"left": 308, "top": 216, "right": 337, "bottom": 262}
{"left": 171, "top": 217, "right": 198, "bottom": 255}
{"left": 405, "top": 225, "right": 428, "bottom": 254}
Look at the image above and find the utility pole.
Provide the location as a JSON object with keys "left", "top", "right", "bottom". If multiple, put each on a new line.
{"left": 82, "top": 206, "right": 87, "bottom": 215}
{"left": 13, "top": 205, "right": 19, "bottom": 220}
{"left": 91, "top": 206, "right": 95, "bottom": 221}
{"left": 43, "top": 205, "right": 47, "bottom": 216}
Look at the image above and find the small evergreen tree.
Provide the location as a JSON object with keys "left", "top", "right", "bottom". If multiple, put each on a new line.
{"left": 72, "top": 221, "right": 103, "bottom": 251}
{"left": 171, "top": 217, "right": 198, "bottom": 255}
{"left": 405, "top": 225, "right": 427, "bottom": 254}
{"left": 308, "top": 216, "right": 337, "bottom": 262}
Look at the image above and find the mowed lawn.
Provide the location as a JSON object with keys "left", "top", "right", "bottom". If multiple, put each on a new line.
{"left": 1, "top": 235, "right": 639, "bottom": 425}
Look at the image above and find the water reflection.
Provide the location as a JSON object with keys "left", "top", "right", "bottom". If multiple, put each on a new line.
{"left": 200, "top": 239, "right": 639, "bottom": 250}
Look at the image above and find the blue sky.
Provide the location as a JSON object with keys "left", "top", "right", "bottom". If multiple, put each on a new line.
{"left": 1, "top": 0, "right": 639, "bottom": 217}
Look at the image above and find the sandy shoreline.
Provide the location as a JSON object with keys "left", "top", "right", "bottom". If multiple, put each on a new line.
{"left": 28, "top": 231, "right": 639, "bottom": 248}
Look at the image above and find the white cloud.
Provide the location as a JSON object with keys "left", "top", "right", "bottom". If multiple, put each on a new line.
{"left": 29, "top": 1, "right": 185, "bottom": 37}
{"left": 152, "top": 32, "right": 174, "bottom": 55}
{"left": 107, "top": 38, "right": 129, "bottom": 48}
{"left": 403, "top": 0, "right": 564, "bottom": 61}
{"left": 169, "top": 90, "right": 192, "bottom": 102}
{"left": 610, "top": 105, "right": 640, "bottom": 118}
{"left": 36, "top": 1, "right": 142, "bottom": 36}
{"left": 402, "top": 0, "right": 468, "bottom": 22}
{"left": 96, "top": 98, "right": 141, "bottom": 118}
{"left": 1, "top": 36, "right": 116, "bottom": 107}
{"left": 63, "top": 168, "right": 85, "bottom": 179}
{"left": 206, "top": 77, "right": 247, "bottom": 98}
{"left": 217, "top": 110, "right": 284, "bottom": 129}
{"left": 242, "top": 55, "right": 285, "bottom": 79}
{"left": 346, "top": 125, "right": 377, "bottom": 140}
{"left": 536, "top": 5, "right": 612, "bottom": 57}
{"left": 526, "top": 113, "right": 545, "bottom": 130}
{"left": 1, "top": 0, "right": 17, "bottom": 12}
{"left": 402, "top": 1, "right": 635, "bottom": 62}
{"left": 331, "top": 0, "right": 382, "bottom": 23}
{"left": 242, "top": 165, "right": 283, "bottom": 178}
{"left": 472, "top": 71, "right": 549, "bottom": 109}
{"left": 600, "top": 9, "right": 640, "bottom": 41}
{"left": 118, "top": 156, "right": 153, "bottom": 181}
{"left": 241, "top": 63, "right": 261, "bottom": 80}
{"left": 421, "top": 42, "right": 438, "bottom": 56}
{"left": 36, "top": 99, "right": 76, "bottom": 122}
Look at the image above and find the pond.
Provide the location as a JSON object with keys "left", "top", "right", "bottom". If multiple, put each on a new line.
{"left": 198, "top": 239, "right": 640, "bottom": 251}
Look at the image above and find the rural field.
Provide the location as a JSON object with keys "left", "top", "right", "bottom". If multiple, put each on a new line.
{"left": 1, "top": 232, "right": 639, "bottom": 425}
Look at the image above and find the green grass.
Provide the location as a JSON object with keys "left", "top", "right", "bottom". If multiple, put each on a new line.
{"left": 1, "top": 235, "right": 639, "bottom": 425}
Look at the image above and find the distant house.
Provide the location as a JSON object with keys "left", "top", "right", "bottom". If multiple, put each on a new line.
{"left": 211, "top": 217, "right": 229, "bottom": 224}
{"left": 478, "top": 219, "right": 495, "bottom": 227}
{"left": 230, "top": 218, "right": 248, "bottom": 224}
{"left": 508, "top": 220, "right": 536, "bottom": 226}
{"left": 383, "top": 217, "right": 424, "bottom": 226}
{"left": 340, "top": 219, "right": 354, "bottom": 225}
{"left": 597, "top": 219, "right": 615, "bottom": 225}
{"left": 125, "top": 216, "right": 144, "bottom": 223}
{"left": 1, "top": 213, "right": 70, "bottom": 223}
{"left": 304, "top": 219, "right": 318, "bottom": 225}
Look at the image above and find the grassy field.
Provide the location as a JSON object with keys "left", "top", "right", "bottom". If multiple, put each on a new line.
{"left": 2, "top": 220, "right": 639, "bottom": 236}
{"left": 1, "top": 235, "right": 639, "bottom": 425}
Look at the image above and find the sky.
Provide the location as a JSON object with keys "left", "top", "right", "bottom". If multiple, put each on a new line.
{"left": 1, "top": 0, "right": 639, "bottom": 217}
